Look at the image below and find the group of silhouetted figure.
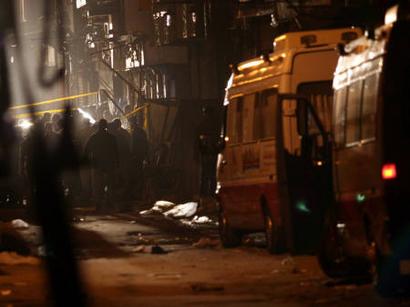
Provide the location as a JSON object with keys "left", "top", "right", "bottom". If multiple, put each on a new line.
{"left": 13, "top": 111, "right": 150, "bottom": 212}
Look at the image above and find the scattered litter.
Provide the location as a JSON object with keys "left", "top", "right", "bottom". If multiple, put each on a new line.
{"left": 11, "top": 219, "right": 29, "bottom": 229}
{"left": 72, "top": 217, "right": 85, "bottom": 223}
{"left": 133, "top": 245, "right": 146, "bottom": 253}
{"left": 192, "top": 237, "right": 220, "bottom": 249}
{"left": 149, "top": 272, "right": 182, "bottom": 280}
{"left": 164, "top": 202, "right": 198, "bottom": 219}
{"left": 140, "top": 200, "right": 177, "bottom": 215}
{"left": 243, "top": 233, "right": 266, "bottom": 247}
{"left": 0, "top": 252, "right": 39, "bottom": 265}
{"left": 151, "top": 245, "right": 168, "bottom": 255}
{"left": 37, "top": 246, "right": 46, "bottom": 257}
{"left": 280, "top": 256, "right": 303, "bottom": 274}
{"left": 191, "top": 216, "right": 211, "bottom": 224}
{"left": 139, "top": 209, "right": 156, "bottom": 216}
{"left": 126, "top": 231, "right": 141, "bottom": 236}
{"left": 153, "top": 200, "right": 176, "bottom": 212}
{"left": 281, "top": 256, "right": 295, "bottom": 267}
{"left": 126, "top": 232, "right": 153, "bottom": 245}
{"left": 0, "top": 289, "right": 12, "bottom": 296}
{"left": 191, "top": 283, "right": 224, "bottom": 293}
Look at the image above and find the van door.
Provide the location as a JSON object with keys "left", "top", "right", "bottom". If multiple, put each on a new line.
{"left": 278, "top": 81, "right": 333, "bottom": 253}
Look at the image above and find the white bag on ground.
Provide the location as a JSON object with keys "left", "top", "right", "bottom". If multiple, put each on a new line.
{"left": 152, "top": 200, "right": 176, "bottom": 212}
{"left": 11, "top": 219, "right": 29, "bottom": 229}
{"left": 164, "top": 202, "right": 198, "bottom": 218}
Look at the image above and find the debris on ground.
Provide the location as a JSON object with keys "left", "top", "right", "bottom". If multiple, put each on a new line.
{"left": 139, "top": 209, "right": 156, "bottom": 215}
{"left": 281, "top": 256, "right": 304, "bottom": 274}
{"left": 151, "top": 245, "right": 168, "bottom": 254}
{"left": 37, "top": 246, "right": 46, "bottom": 257}
{"left": 149, "top": 272, "right": 182, "bottom": 280}
{"left": 0, "top": 252, "right": 39, "bottom": 265}
{"left": 164, "top": 202, "right": 198, "bottom": 219}
{"left": 72, "top": 217, "right": 85, "bottom": 223}
{"left": 191, "top": 216, "right": 211, "bottom": 224}
{"left": 140, "top": 200, "right": 177, "bottom": 215}
{"left": 153, "top": 200, "right": 176, "bottom": 212}
{"left": 11, "top": 219, "right": 29, "bottom": 229}
{"left": 192, "top": 237, "right": 220, "bottom": 249}
{"left": 281, "top": 256, "right": 295, "bottom": 267}
{"left": 191, "top": 283, "right": 225, "bottom": 293}
{"left": 133, "top": 245, "right": 146, "bottom": 253}
{"left": 243, "top": 233, "right": 266, "bottom": 247}
{"left": 126, "top": 232, "right": 155, "bottom": 245}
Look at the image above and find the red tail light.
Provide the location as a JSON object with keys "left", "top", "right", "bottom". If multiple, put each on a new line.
{"left": 382, "top": 163, "right": 397, "bottom": 180}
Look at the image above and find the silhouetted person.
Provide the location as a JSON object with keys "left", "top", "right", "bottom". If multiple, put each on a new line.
{"left": 40, "top": 112, "right": 51, "bottom": 128}
{"left": 197, "top": 106, "right": 219, "bottom": 197}
{"left": 111, "top": 118, "right": 131, "bottom": 201}
{"left": 84, "top": 119, "right": 119, "bottom": 211}
{"left": 130, "top": 118, "right": 148, "bottom": 200}
{"left": 78, "top": 119, "right": 94, "bottom": 201}
{"left": 51, "top": 113, "right": 62, "bottom": 134}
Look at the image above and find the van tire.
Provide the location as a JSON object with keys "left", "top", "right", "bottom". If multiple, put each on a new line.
{"left": 218, "top": 210, "right": 242, "bottom": 247}
{"left": 318, "top": 211, "right": 372, "bottom": 279}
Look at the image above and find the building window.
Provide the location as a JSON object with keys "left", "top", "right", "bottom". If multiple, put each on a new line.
{"left": 125, "top": 42, "right": 145, "bottom": 70}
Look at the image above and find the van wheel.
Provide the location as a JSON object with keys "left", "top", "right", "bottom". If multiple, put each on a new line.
{"left": 318, "top": 211, "right": 371, "bottom": 278}
{"left": 264, "top": 213, "right": 282, "bottom": 254}
{"left": 218, "top": 210, "right": 242, "bottom": 247}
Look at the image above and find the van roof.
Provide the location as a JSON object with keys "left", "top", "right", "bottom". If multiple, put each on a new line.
{"left": 333, "top": 25, "right": 391, "bottom": 89}
{"left": 226, "top": 27, "right": 361, "bottom": 98}
{"left": 234, "top": 28, "right": 361, "bottom": 75}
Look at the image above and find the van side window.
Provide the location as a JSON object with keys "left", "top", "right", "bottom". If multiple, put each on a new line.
{"left": 242, "top": 94, "right": 256, "bottom": 143}
{"left": 333, "top": 88, "right": 347, "bottom": 147}
{"left": 254, "top": 91, "right": 277, "bottom": 139}
{"left": 345, "top": 81, "right": 363, "bottom": 145}
{"left": 235, "top": 98, "right": 244, "bottom": 143}
{"left": 226, "top": 97, "right": 243, "bottom": 144}
{"left": 361, "top": 73, "right": 379, "bottom": 140}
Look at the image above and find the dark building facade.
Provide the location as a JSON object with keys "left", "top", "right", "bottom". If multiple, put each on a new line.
{"left": 65, "top": 0, "right": 398, "bottom": 201}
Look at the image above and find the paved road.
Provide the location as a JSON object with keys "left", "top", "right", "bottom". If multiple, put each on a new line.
{"left": 0, "top": 212, "right": 408, "bottom": 306}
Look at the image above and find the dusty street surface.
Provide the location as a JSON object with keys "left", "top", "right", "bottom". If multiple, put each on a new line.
{"left": 0, "top": 212, "right": 409, "bottom": 306}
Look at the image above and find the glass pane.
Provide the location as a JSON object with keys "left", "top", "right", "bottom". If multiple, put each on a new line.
{"left": 236, "top": 98, "right": 243, "bottom": 143}
{"left": 263, "top": 93, "right": 277, "bottom": 138}
{"left": 361, "top": 73, "right": 379, "bottom": 140}
{"left": 253, "top": 92, "right": 277, "bottom": 139}
{"left": 226, "top": 99, "right": 237, "bottom": 144}
{"left": 253, "top": 95, "right": 263, "bottom": 140}
{"left": 333, "top": 88, "right": 347, "bottom": 146}
{"left": 345, "top": 81, "right": 362, "bottom": 145}
{"left": 242, "top": 94, "right": 255, "bottom": 143}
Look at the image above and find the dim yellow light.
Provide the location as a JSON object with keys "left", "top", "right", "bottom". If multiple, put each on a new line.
{"left": 237, "top": 59, "right": 264, "bottom": 71}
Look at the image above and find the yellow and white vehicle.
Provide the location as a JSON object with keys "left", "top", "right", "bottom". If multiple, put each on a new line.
{"left": 217, "top": 27, "right": 361, "bottom": 253}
